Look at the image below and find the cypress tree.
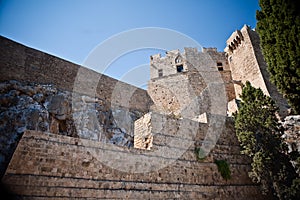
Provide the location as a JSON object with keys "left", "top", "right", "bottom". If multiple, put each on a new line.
{"left": 234, "top": 81, "right": 300, "bottom": 199}
{"left": 256, "top": 0, "right": 300, "bottom": 114}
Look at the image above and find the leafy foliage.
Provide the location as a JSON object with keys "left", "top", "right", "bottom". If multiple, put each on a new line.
{"left": 214, "top": 160, "right": 231, "bottom": 181}
{"left": 234, "top": 82, "right": 300, "bottom": 199}
{"left": 195, "top": 147, "right": 206, "bottom": 161}
{"left": 256, "top": 0, "right": 300, "bottom": 114}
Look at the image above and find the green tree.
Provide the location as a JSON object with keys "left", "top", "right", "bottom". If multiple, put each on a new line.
{"left": 256, "top": 0, "right": 300, "bottom": 114}
{"left": 234, "top": 82, "right": 300, "bottom": 199}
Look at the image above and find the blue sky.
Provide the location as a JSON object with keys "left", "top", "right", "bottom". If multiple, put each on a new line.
{"left": 0, "top": 0, "right": 260, "bottom": 87}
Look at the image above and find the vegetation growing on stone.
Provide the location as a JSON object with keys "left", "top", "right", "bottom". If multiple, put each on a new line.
{"left": 256, "top": 0, "right": 300, "bottom": 114}
{"left": 195, "top": 147, "right": 206, "bottom": 161}
{"left": 234, "top": 81, "right": 300, "bottom": 199}
{"left": 214, "top": 160, "right": 231, "bottom": 181}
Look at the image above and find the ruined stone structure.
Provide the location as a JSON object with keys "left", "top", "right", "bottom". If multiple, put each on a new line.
{"left": 0, "top": 25, "right": 288, "bottom": 199}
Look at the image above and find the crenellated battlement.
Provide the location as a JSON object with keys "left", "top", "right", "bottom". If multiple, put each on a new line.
{"left": 150, "top": 49, "right": 188, "bottom": 79}
{"left": 225, "top": 26, "right": 245, "bottom": 54}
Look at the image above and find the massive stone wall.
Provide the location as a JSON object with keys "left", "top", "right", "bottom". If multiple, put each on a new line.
{"left": 0, "top": 36, "right": 154, "bottom": 179}
{"left": 2, "top": 121, "right": 265, "bottom": 199}
{"left": 0, "top": 80, "right": 147, "bottom": 178}
{"left": 148, "top": 72, "right": 201, "bottom": 115}
{"left": 0, "top": 36, "right": 153, "bottom": 112}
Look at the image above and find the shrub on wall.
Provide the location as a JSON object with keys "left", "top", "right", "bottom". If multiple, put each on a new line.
{"left": 195, "top": 147, "right": 206, "bottom": 161}
{"left": 214, "top": 159, "right": 231, "bottom": 181}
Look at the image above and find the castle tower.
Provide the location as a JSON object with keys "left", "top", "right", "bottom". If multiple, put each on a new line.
{"left": 225, "top": 25, "right": 289, "bottom": 117}
{"left": 148, "top": 49, "right": 195, "bottom": 116}
{"left": 148, "top": 47, "right": 235, "bottom": 118}
{"left": 134, "top": 47, "right": 232, "bottom": 150}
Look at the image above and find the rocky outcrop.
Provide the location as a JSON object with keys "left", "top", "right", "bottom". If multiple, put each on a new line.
{"left": 0, "top": 80, "right": 144, "bottom": 177}
{"left": 282, "top": 115, "right": 300, "bottom": 152}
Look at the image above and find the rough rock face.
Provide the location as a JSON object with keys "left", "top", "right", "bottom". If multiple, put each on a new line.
{"left": 282, "top": 115, "right": 300, "bottom": 152}
{"left": 0, "top": 80, "right": 143, "bottom": 177}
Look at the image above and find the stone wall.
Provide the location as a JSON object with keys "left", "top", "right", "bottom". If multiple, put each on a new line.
{"left": 0, "top": 36, "right": 153, "bottom": 112}
{"left": 133, "top": 113, "right": 153, "bottom": 150}
{"left": 0, "top": 80, "right": 145, "bottom": 178}
{"left": 204, "top": 48, "right": 235, "bottom": 102}
{"left": 0, "top": 36, "right": 153, "bottom": 178}
{"left": 148, "top": 72, "right": 196, "bottom": 115}
{"left": 2, "top": 121, "right": 265, "bottom": 199}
